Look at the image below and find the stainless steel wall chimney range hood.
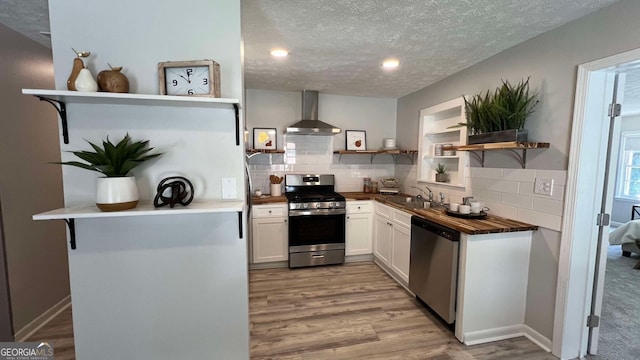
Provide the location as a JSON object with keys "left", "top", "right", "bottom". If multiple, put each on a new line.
{"left": 285, "top": 90, "right": 341, "bottom": 135}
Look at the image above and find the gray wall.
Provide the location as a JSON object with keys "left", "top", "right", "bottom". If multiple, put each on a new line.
{"left": 0, "top": 23, "right": 69, "bottom": 332}
{"left": 396, "top": 0, "right": 640, "bottom": 341}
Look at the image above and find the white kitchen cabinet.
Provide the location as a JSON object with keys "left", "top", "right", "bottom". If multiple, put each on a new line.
{"left": 390, "top": 222, "right": 411, "bottom": 283}
{"left": 251, "top": 204, "right": 288, "bottom": 263}
{"left": 455, "top": 231, "right": 533, "bottom": 345}
{"left": 346, "top": 201, "right": 373, "bottom": 256}
{"left": 374, "top": 202, "right": 411, "bottom": 284}
{"left": 417, "top": 97, "right": 468, "bottom": 189}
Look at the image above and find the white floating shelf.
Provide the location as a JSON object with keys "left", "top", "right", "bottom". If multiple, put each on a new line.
{"left": 33, "top": 200, "right": 244, "bottom": 220}
{"left": 22, "top": 89, "right": 240, "bottom": 108}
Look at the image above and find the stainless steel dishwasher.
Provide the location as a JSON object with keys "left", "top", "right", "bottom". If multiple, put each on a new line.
{"left": 409, "top": 216, "right": 460, "bottom": 324}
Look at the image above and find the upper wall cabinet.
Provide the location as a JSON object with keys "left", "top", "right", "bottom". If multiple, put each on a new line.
{"left": 417, "top": 97, "right": 468, "bottom": 189}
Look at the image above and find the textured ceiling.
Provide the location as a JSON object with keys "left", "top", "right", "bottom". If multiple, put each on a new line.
{"left": 0, "top": 0, "right": 621, "bottom": 98}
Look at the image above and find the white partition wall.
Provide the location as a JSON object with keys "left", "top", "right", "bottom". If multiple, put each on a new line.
{"left": 43, "top": 1, "right": 248, "bottom": 359}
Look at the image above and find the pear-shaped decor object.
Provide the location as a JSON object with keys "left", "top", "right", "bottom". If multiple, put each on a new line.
{"left": 75, "top": 68, "right": 98, "bottom": 92}
{"left": 67, "top": 48, "right": 91, "bottom": 91}
{"left": 97, "top": 64, "right": 130, "bottom": 93}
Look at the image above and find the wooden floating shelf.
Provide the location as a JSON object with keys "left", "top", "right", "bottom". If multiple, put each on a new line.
{"left": 246, "top": 149, "right": 285, "bottom": 154}
{"left": 454, "top": 141, "right": 550, "bottom": 169}
{"left": 333, "top": 150, "right": 418, "bottom": 164}
{"left": 455, "top": 141, "right": 550, "bottom": 151}
{"left": 334, "top": 150, "right": 418, "bottom": 155}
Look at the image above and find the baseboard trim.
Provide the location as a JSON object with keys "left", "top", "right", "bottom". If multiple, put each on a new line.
{"left": 523, "top": 325, "right": 552, "bottom": 352}
{"left": 345, "top": 254, "right": 374, "bottom": 263}
{"left": 16, "top": 295, "right": 71, "bottom": 342}
{"left": 249, "top": 261, "right": 289, "bottom": 270}
{"left": 463, "top": 324, "right": 524, "bottom": 345}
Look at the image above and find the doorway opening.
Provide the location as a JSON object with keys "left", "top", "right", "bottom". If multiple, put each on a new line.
{"left": 553, "top": 48, "right": 640, "bottom": 359}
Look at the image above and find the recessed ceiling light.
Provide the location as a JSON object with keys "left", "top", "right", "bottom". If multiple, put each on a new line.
{"left": 270, "top": 49, "right": 289, "bottom": 57}
{"left": 382, "top": 59, "right": 400, "bottom": 69}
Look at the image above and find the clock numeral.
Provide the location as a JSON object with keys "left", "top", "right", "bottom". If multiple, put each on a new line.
{"left": 188, "top": 89, "right": 194, "bottom": 95}
{"left": 203, "top": 78, "right": 208, "bottom": 85}
{"left": 186, "top": 68, "right": 193, "bottom": 76}
{"left": 172, "top": 79, "right": 178, "bottom": 86}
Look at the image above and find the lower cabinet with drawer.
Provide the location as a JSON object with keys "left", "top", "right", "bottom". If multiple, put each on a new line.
{"left": 346, "top": 201, "right": 373, "bottom": 256}
{"left": 251, "top": 204, "right": 288, "bottom": 263}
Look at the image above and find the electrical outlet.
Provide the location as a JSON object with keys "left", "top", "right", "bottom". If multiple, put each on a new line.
{"left": 534, "top": 178, "right": 554, "bottom": 196}
{"left": 221, "top": 178, "right": 237, "bottom": 199}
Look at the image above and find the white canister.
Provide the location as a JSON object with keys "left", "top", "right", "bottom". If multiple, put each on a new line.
{"left": 434, "top": 144, "right": 443, "bottom": 156}
{"left": 383, "top": 138, "right": 396, "bottom": 149}
{"left": 270, "top": 183, "right": 282, "bottom": 197}
{"left": 449, "top": 203, "right": 460, "bottom": 212}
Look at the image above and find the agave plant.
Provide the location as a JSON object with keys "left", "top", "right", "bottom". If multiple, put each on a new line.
{"left": 435, "top": 163, "right": 447, "bottom": 174}
{"left": 59, "top": 134, "right": 162, "bottom": 177}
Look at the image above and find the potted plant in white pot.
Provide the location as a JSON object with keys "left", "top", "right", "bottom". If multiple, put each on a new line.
{"left": 460, "top": 77, "right": 539, "bottom": 144}
{"left": 58, "top": 134, "right": 163, "bottom": 211}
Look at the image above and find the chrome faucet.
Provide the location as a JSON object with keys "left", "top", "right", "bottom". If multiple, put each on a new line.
{"left": 439, "top": 192, "right": 446, "bottom": 205}
{"left": 412, "top": 186, "right": 433, "bottom": 201}
{"left": 462, "top": 196, "right": 474, "bottom": 205}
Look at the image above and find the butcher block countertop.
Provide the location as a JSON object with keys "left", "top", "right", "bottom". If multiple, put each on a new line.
{"left": 252, "top": 191, "right": 537, "bottom": 235}
{"left": 252, "top": 195, "right": 287, "bottom": 205}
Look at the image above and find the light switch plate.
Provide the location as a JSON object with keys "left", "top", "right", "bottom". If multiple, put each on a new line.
{"left": 221, "top": 178, "right": 237, "bottom": 199}
{"left": 534, "top": 178, "right": 554, "bottom": 196}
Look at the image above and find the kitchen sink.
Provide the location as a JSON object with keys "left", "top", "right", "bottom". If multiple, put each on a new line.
{"left": 386, "top": 196, "right": 445, "bottom": 210}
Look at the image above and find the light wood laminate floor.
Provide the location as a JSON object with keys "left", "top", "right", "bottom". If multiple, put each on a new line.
{"left": 26, "top": 262, "right": 556, "bottom": 359}
{"left": 249, "top": 262, "right": 555, "bottom": 359}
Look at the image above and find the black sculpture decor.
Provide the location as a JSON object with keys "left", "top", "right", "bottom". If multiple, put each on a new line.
{"left": 153, "top": 176, "right": 194, "bottom": 208}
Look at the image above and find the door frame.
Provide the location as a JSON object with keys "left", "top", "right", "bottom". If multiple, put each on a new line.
{"left": 0, "top": 195, "right": 14, "bottom": 341}
{"left": 552, "top": 47, "right": 640, "bottom": 359}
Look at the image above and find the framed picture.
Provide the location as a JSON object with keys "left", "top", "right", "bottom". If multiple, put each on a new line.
{"left": 253, "top": 128, "right": 277, "bottom": 150}
{"left": 346, "top": 130, "right": 367, "bottom": 150}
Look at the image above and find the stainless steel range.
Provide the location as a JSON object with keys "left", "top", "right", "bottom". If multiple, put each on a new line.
{"left": 284, "top": 174, "right": 346, "bottom": 268}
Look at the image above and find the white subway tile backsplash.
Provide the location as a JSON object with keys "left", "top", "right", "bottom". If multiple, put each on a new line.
{"left": 519, "top": 182, "right": 534, "bottom": 196}
{"left": 473, "top": 189, "right": 501, "bottom": 203}
{"left": 501, "top": 193, "right": 533, "bottom": 209}
{"left": 517, "top": 209, "right": 562, "bottom": 231}
{"left": 486, "top": 180, "right": 520, "bottom": 194}
{"left": 484, "top": 202, "right": 518, "bottom": 218}
{"left": 502, "top": 168, "right": 536, "bottom": 182}
{"left": 535, "top": 170, "right": 567, "bottom": 186}
{"left": 533, "top": 197, "right": 564, "bottom": 216}
{"left": 469, "top": 167, "right": 503, "bottom": 179}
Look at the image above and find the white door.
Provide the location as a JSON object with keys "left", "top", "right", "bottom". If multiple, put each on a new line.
{"left": 373, "top": 215, "right": 392, "bottom": 265}
{"left": 556, "top": 51, "right": 640, "bottom": 358}
{"left": 346, "top": 213, "right": 372, "bottom": 256}
{"left": 390, "top": 224, "right": 411, "bottom": 283}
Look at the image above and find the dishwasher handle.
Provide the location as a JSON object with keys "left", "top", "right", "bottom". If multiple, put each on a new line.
{"left": 411, "top": 216, "right": 460, "bottom": 241}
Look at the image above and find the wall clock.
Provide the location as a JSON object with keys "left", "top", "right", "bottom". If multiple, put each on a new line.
{"left": 158, "top": 59, "right": 221, "bottom": 97}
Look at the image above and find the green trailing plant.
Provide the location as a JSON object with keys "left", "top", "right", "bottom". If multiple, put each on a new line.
{"left": 455, "top": 77, "right": 539, "bottom": 135}
{"left": 58, "top": 134, "right": 162, "bottom": 177}
{"left": 435, "top": 163, "right": 447, "bottom": 174}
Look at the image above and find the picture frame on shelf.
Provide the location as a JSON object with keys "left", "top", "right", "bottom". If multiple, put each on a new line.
{"left": 253, "top": 128, "right": 277, "bottom": 150}
{"left": 346, "top": 130, "right": 367, "bottom": 151}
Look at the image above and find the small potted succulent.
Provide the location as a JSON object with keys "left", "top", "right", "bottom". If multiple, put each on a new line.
{"left": 435, "top": 163, "right": 448, "bottom": 182}
{"left": 58, "top": 134, "right": 162, "bottom": 211}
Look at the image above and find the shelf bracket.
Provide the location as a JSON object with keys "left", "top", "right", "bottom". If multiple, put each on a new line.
{"left": 237, "top": 211, "right": 243, "bottom": 238}
{"left": 469, "top": 151, "right": 485, "bottom": 167}
{"left": 35, "top": 96, "right": 69, "bottom": 144}
{"left": 64, "top": 218, "right": 76, "bottom": 250}
{"left": 233, "top": 103, "right": 240, "bottom": 146}
{"left": 505, "top": 149, "right": 527, "bottom": 169}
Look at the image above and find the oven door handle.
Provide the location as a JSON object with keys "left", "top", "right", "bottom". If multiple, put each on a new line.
{"left": 288, "top": 209, "right": 346, "bottom": 216}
